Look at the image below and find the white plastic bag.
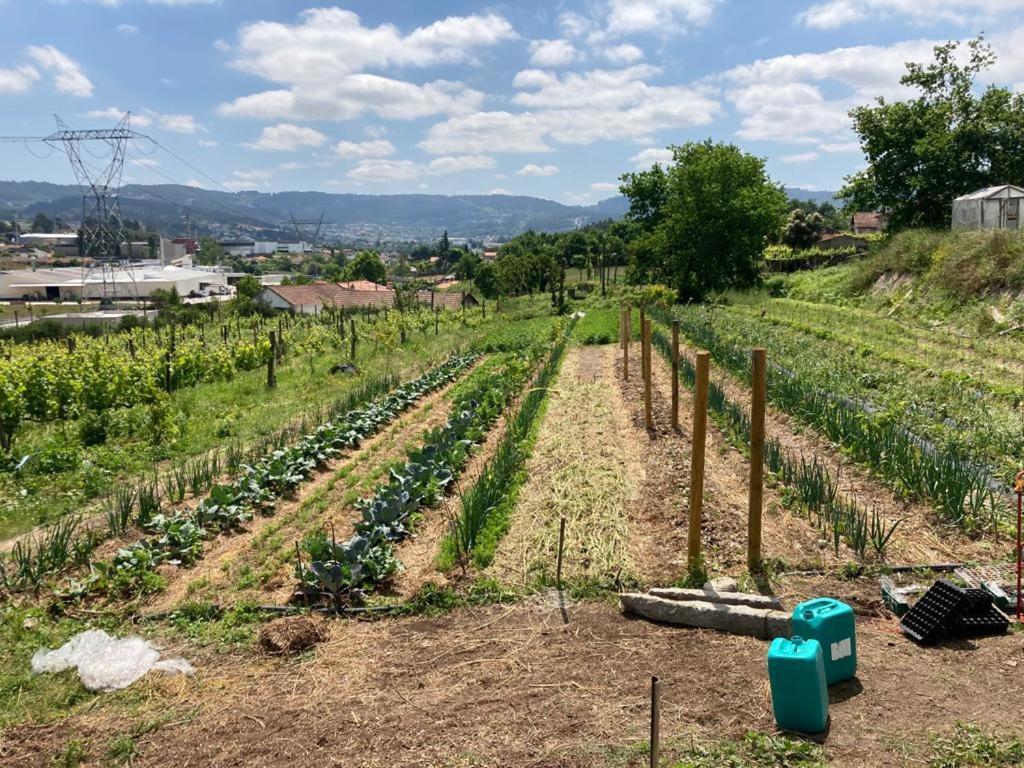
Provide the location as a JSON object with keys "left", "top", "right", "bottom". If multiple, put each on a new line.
{"left": 32, "top": 629, "right": 194, "bottom": 692}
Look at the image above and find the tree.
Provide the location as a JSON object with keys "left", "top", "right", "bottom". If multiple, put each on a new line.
{"left": 840, "top": 36, "right": 1024, "bottom": 229}
{"left": 31, "top": 212, "right": 53, "bottom": 233}
{"left": 620, "top": 140, "right": 787, "bottom": 301}
{"left": 782, "top": 208, "right": 824, "bottom": 250}
{"left": 322, "top": 262, "right": 344, "bottom": 281}
{"left": 439, "top": 230, "right": 451, "bottom": 260}
{"left": 453, "top": 251, "right": 481, "bottom": 281}
{"left": 236, "top": 275, "right": 262, "bottom": 300}
{"left": 197, "top": 236, "right": 224, "bottom": 266}
{"left": 343, "top": 250, "right": 387, "bottom": 283}
{"left": 474, "top": 260, "right": 499, "bottom": 311}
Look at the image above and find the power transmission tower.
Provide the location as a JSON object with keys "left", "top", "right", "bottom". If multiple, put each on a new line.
{"left": 1, "top": 113, "right": 147, "bottom": 305}
{"left": 286, "top": 210, "right": 324, "bottom": 252}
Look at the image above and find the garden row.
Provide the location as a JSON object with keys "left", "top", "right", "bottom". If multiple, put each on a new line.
{"left": 661, "top": 306, "right": 1007, "bottom": 533}
{"left": 297, "top": 317, "right": 576, "bottom": 604}
{"left": 649, "top": 320, "right": 899, "bottom": 560}
{"left": 0, "top": 353, "right": 478, "bottom": 596}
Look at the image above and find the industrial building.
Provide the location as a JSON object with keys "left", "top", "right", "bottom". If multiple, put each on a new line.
{"left": 0, "top": 263, "right": 228, "bottom": 301}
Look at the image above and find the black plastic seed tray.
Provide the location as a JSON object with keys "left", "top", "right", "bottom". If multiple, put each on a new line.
{"left": 900, "top": 579, "right": 970, "bottom": 644}
{"left": 962, "top": 588, "right": 993, "bottom": 614}
{"left": 952, "top": 605, "right": 1009, "bottom": 638}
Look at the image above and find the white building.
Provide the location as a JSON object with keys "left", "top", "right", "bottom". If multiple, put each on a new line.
{"left": 0, "top": 264, "right": 228, "bottom": 301}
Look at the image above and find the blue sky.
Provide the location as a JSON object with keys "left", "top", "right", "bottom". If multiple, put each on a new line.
{"left": 2, "top": 0, "right": 1023, "bottom": 205}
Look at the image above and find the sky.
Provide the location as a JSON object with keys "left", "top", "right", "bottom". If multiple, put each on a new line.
{"left": 2, "top": 0, "right": 1024, "bottom": 206}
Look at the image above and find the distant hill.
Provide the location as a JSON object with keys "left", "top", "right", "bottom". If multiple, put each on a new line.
{"left": 784, "top": 187, "right": 839, "bottom": 205}
{"left": 0, "top": 181, "right": 630, "bottom": 240}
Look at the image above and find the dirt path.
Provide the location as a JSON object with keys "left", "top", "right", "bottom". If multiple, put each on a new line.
{"left": 145, "top": 377, "right": 465, "bottom": 613}
{"left": 7, "top": 577, "right": 1024, "bottom": 768}
{"left": 620, "top": 342, "right": 846, "bottom": 578}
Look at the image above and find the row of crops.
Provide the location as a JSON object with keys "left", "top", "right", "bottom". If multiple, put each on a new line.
{"left": 0, "top": 305, "right": 477, "bottom": 454}
{"left": 659, "top": 303, "right": 1009, "bottom": 533}
{"left": 0, "top": 353, "right": 479, "bottom": 595}
{"left": 297, "top": 316, "right": 575, "bottom": 606}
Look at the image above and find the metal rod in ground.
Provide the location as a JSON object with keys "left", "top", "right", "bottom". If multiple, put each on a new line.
{"left": 688, "top": 352, "right": 709, "bottom": 570}
{"left": 1016, "top": 472, "right": 1023, "bottom": 622}
{"left": 748, "top": 347, "right": 766, "bottom": 571}
{"left": 556, "top": 517, "right": 566, "bottom": 587}
{"left": 649, "top": 675, "right": 662, "bottom": 768}
{"left": 639, "top": 307, "right": 647, "bottom": 382}
{"left": 623, "top": 305, "right": 630, "bottom": 381}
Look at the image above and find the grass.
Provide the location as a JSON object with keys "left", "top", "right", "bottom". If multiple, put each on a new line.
{"left": 927, "top": 722, "right": 1024, "bottom": 767}
{"left": 594, "top": 731, "right": 824, "bottom": 768}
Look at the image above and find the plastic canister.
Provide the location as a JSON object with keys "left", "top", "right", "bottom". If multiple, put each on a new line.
{"left": 767, "top": 636, "right": 829, "bottom": 734}
{"left": 791, "top": 598, "right": 856, "bottom": 685}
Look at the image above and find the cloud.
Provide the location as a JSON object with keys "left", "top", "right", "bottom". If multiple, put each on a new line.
{"left": 83, "top": 107, "right": 153, "bottom": 127}
{"left": 245, "top": 123, "right": 327, "bottom": 151}
{"left": 591, "top": 181, "right": 619, "bottom": 191}
{"left": 780, "top": 151, "right": 820, "bottom": 163}
{"left": 602, "top": 44, "right": 644, "bottom": 64}
{"left": 218, "top": 8, "right": 513, "bottom": 123}
{"left": 797, "top": 0, "right": 1024, "bottom": 29}
{"left": 130, "top": 157, "right": 160, "bottom": 168}
{"left": 198, "top": 138, "right": 219, "bottom": 147}
{"left": 489, "top": 187, "right": 513, "bottom": 195}
{"left": 218, "top": 76, "right": 484, "bottom": 122}
{"left": 516, "top": 163, "right": 559, "bottom": 176}
{"left": 223, "top": 169, "right": 272, "bottom": 191}
{"left": 603, "top": 0, "right": 721, "bottom": 37}
{"left": 629, "top": 147, "right": 673, "bottom": 166}
{"left": 26, "top": 45, "right": 92, "bottom": 97}
{"left": 116, "top": 23, "right": 139, "bottom": 35}
{"left": 334, "top": 139, "right": 396, "bottom": 159}
{"left": 347, "top": 154, "right": 495, "bottom": 183}
{"left": 157, "top": 113, "right": 201, "bottom": 134}
{"left": 0, "top": 65, "right": 40, "bottom": 94}
{"left": 418, "top": 65, "right": 718, "bottom": 153}
{"left": 818, "top": 140, "right": 861, "bottom": 153}
{"left": 528, "top": 39, "right": 576, "bottom": 67}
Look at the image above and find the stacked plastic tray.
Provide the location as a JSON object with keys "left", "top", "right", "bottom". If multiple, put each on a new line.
{"left": 900, "top": 579, "right": 1008, "bottom": 644}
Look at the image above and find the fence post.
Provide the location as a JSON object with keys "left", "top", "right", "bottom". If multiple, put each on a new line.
{"left": 556, "top": 517, "right": 566, "bottom": 588}
{"left": 748, "top": 348, "right": 766, "bottom": 571}
{"left": 350, "top": 318, "right": 357, "bottom": 359}
{"left": 688, "top": 352, "right": 709, "bottom": 570}
{"left": 623, "top": 306, "right": 630, "bottom": 381}
{"left": 267, "top": 331, "right": 277, "bottom": 388}
{"left": 643, "top": 318, "right": 653, "bottom": 430}
{"left": 671, "top": 320, "right": 680, "bottom": 430}
{"left": 649, "top": 676, "right": 663, "bottom": 768}
{"left": 639, "top": 307, "right": 647, "bottom": 382}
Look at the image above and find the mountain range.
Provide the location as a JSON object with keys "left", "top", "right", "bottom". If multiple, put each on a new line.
{"left": 0, "top": 181, "right": 837, "bottom": 242}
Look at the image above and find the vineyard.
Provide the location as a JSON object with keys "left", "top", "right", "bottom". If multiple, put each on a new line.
{"left": 1, "top": 290, "right": 1022, "bottom": 768}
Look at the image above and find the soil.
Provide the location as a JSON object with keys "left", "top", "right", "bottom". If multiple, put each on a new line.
{"left": 5, "top": 576, "right": 1023, "bottom": 768}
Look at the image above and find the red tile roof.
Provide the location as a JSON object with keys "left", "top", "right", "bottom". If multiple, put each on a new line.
{"left": 337, "top": 280, "right": 390, "bottom": 291}
{"left": 852, "top": 212, "right": 888, "bottom": 229}
{"left": 263, "top": 282, "right": 396, "bottom": 310}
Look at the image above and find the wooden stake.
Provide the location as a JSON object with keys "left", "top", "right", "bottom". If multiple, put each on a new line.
{"left": 618, "top": 307, "right": 626, "bottom": 382}
{"left": 267, "top": 331, "right": 277, "bottom": 388}
{"left": 643, "top": 318, "right": 653, "bottom": 430}
{"left": 748, "top": 347, "right": 767, "bottom": 571}
{"left": 688, "top": 352, "right": 709, "bottom": 570}
{"left": 671, "top": 320, "right": 680, "bottom": 430}
{"left": 556, "top": 517, "right": 566, "bottom": 587}
{"left": 639, "top": 307, "right": 647, "bottom": 382}
{"left": 649, "top": 676, "right": 662, "bottom": 768}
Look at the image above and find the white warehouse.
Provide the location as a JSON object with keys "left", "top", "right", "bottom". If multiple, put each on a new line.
{"left": 0, "top": 264, "right": 228, "bottom": 301}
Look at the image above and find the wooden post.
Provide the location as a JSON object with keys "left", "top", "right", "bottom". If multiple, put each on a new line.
{"left": 688, "top": 352, "right": 709, "bottom": 570}
{"left": 649, "top": 676, "right": 662, "bottom": 768}
{"left": 643, "top": 319, "right": 653, "bottom": 430}
{"left": 639, "top": 307, "right": 647, "bottom": 382}
{"left": 267, "top": 331, "right": 277, "bottom": 388}
{"left": 623, "top": 306, "right": 630, "bottom": 381}
{"left": 748, "top": 348, "right": 767, "bottom": 571}
{"left": 671, "top": 320, "right": 680, "bottom": 430}
{"left": 350, "top": 318, "right": 357, "bottom": 359}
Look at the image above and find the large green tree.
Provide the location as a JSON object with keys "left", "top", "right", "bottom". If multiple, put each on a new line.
{"left": 840, "top": 37, "right": 1024, "bottom": 229}
{"left": 343, "top": 250, "right": 387, "bottom": 283}
{"left": 620, "top": 140, "right": 787, "bottom": 301}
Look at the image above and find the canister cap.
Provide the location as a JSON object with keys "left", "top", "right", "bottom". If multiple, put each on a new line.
{"left": 803, "top": 609, "right": 815, "bottom": 620}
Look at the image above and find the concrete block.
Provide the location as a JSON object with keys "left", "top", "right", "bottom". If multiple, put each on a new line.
{"left": 620, "top": 593, "right": 793, "bottom": 639}
{"left": 649, "top": 586, "right": 783, "bottom": 611}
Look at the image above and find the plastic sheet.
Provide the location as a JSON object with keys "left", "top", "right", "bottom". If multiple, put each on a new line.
{"left": 31, "top": 629, "right": 194, "bottom": 692}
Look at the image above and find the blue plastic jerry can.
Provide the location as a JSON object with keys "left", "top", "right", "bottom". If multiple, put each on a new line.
{"left": 792, "top": 598, "right": 856, "bottom": 685}
{"left": 767, "top": 636, "right": 829, "bottom": 734}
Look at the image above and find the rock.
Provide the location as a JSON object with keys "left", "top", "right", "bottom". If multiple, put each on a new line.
{"left": 620, "top": 593, "right": 792, "bottom": 639}
{"left": 704, "top": 577, "right": 739, "bottom": 593}
{"left": 258, "top": 614, "right": 328, "bottom": 656}
{"left": 649, "top": 586, "right": 783, "bottom": 610}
